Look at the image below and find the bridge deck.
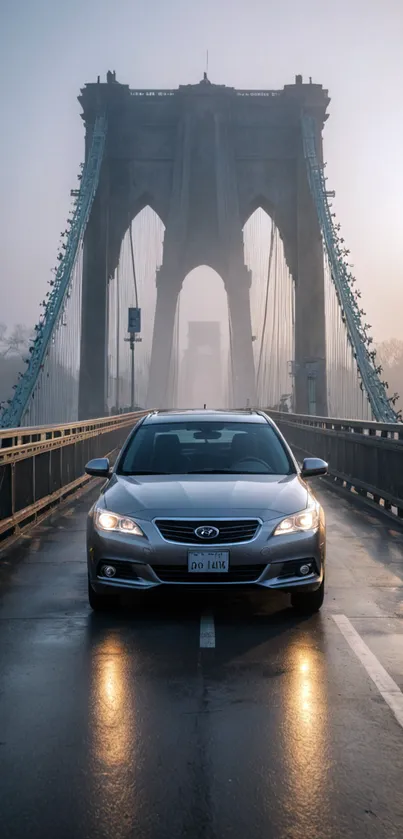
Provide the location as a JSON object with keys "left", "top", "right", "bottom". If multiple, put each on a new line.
{"left": 1, "top": 483, "right": 403, "bottom": 838}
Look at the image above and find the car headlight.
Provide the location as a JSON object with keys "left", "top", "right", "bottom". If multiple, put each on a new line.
{"left": 273, "top": 507, "right": 319, "bottom": 536}
{"left": 96, "top": 510, "right": 145, "bottom": 536}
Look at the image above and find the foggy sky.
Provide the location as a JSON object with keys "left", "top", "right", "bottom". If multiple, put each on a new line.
{"left": 0, "top": 0, "right": 402, "bottom": 343}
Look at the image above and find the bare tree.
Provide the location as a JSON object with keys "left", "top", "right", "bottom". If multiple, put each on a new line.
{"left": 376, "top": 339, "right": 403, "bottom": 370}
{"left": 376, "top": 339, "right": 403, "bottom": 405}
{"left": 0, "top": 325, "right": 34, "bottom": 406}
{"left": 0, "top": 324, "right": 32, "bottom": 358}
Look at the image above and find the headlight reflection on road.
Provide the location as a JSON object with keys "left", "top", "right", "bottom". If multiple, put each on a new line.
{"left": 283, "top": 644, "right": 330, "bottom": 817}
{"left": 300, "top": 681, "right": 311, "bottom": 715}
{"left": 96, "top": 653, "right": 131, "bottom": 767}
{"left": 91, "top": 638, "right": 135, "bottom": 768}
{"left": 89, "top": 635, "right": 138, "bottom": 832}
{"left": 299, "top": 659, "right": 312, "bottom": 718}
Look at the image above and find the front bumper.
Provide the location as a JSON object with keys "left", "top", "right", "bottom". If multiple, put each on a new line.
{"left": 87, "top": 514, "right": 325, "bottom": 595}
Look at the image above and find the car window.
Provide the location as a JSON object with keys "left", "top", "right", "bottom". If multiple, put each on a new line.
{"left": 117, "top": 421, "right": 294, "bottom": 475}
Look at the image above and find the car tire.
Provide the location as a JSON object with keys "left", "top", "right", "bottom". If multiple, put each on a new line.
{"left": 290, "top": 578, "right": 324, "bottom": 615}
{"left": 88, "top": 576, "right": 119, "bottom": 612}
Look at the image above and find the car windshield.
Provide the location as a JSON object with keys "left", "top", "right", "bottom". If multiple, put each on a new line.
{"left": 117, "top": 421, "right": 294, "bottom": 476}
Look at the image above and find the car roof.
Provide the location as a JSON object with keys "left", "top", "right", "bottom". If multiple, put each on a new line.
{"left": 142, "top": 410, "right": 268, "bottom": 425}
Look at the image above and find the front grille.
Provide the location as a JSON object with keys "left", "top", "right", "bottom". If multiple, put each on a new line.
{"left": 96, "top": 560, "right": 140, "bottom": 580}
{"left": 155, "top": 519, "right": 260, "bottom": 544}
{"left": 273, "top": 559, "right": 318, "bottom": 579}
{"left": 153, "top": 564, "right": 266, "bottom": 583}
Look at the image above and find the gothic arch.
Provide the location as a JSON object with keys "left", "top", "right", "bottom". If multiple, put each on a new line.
{"left": 177, "top": 266, "right": 229, "bottom": 409}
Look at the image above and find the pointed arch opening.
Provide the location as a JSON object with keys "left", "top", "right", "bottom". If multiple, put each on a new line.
{"left": 107, "top": 205, "right": 165, "bottom": 411}
{"left": 243, "top": 207, "right": 295, "bottom": 410}
{"left": 175, "top": 266, "right": 230, "bottom": 409}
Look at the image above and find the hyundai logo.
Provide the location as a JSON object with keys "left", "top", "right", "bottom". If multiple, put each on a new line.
{"left": 194, "top": 526, "right": 219, "bottom": 540}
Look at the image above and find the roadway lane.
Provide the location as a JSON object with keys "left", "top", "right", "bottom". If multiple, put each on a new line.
{"left": 1, "top": 483, "right": 403, "bottom": 839}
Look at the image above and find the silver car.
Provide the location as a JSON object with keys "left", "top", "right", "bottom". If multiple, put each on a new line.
{"left": 85, "top": 410, "right": 327, "bottom": 614}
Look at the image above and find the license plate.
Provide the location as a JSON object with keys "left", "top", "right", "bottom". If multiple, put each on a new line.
{"left": 188, "top": 551, "right": 229, "bottom": 573}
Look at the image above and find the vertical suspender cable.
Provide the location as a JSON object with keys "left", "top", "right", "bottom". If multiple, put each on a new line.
{"left": 129, "top": 220, "right": 139, "bottom": 308}
{"left": 115, "top": 261, "right": 120, "bottom": 410}
{"left": 128, "top": 219, "right": 138, "bottom": 409}
{"left": 256, "top": 222, "right": 275, "bottom": 386}
{"left": 105, "top": 203, "right": 110, "bottom": 412}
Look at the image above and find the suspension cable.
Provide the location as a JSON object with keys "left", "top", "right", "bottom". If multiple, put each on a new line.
{"left": 129, "top": 220, "right": 139, "bottom": 308}
{"left": 301, "top": 113, "right": 397, "bottom": 422}
{"left": 256, "top": 222, "right": 275, "bottom": 384}
{"left": 0, "top": 116, "right": 107, "bottom": 428}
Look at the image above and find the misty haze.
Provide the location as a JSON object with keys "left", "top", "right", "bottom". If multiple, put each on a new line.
{"left": 1, "top": 0, "right": 402, "bottom": 424}
{"left": 1, "top": 6, "right": 403, "bottom": 839}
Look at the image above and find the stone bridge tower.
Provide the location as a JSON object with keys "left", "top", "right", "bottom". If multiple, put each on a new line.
{"left": 78, "top": 73, "right": 329, "bottom": 417}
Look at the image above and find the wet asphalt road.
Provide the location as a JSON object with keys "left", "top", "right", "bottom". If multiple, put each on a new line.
{"left": 1, "top": 483, "right": 403, "bottom": 839}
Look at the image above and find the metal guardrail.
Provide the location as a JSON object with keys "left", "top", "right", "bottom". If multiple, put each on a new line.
{"left": 0, "top": 412, "right": 146, "bottom": 544}
{"left": 268, "top": 410, "right": 403, "bottom": 520}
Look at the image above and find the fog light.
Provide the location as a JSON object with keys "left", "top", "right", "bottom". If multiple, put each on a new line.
{"left": 102, "top": 565, "right": 116, "bottom": 578}
{"left": 299, "top": 563, "right": 312, "bottom": 576}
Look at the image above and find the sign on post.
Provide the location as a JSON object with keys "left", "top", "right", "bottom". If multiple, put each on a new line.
{"left": 128, "top": 307, "right": 141, "bottom": 334}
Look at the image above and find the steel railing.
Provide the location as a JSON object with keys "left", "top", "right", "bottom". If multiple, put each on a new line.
{"left": 0, "top": 411, "right": 146, "bottom": 544}
{"left": 267, "top": 410, "right": 403, "bottom": 520}
{"left": 2, "top": 407, "right": 403, "bottom": 545}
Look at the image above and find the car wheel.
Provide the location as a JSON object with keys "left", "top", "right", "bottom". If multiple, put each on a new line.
{"left": 88, "top": 576, "right": 119, "bottom": 612}
{"left": 290, "top": 578, "right": 324, "bottom": 615}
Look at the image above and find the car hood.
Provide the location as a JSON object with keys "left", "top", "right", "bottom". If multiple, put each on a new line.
{"left": 102, "top": 474, "right": 308, "bottom": 522}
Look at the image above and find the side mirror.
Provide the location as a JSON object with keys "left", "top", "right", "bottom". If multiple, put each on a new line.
{"left": 301, "top": 457, "right": 328, "bottom": 478}
{"left": 85, "top": 457, "right": 111, "bottom": 478}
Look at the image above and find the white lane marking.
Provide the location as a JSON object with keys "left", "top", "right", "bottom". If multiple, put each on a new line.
{"left": 200, "top": 613, "right": 215, "bottom": 648}
{"left": 333, "top": 614, "right": 403, "bottom": 729}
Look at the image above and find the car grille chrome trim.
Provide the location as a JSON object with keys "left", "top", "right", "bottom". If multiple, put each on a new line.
{"left": 154, "top": 518, "right": 261, "bottom": 545}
